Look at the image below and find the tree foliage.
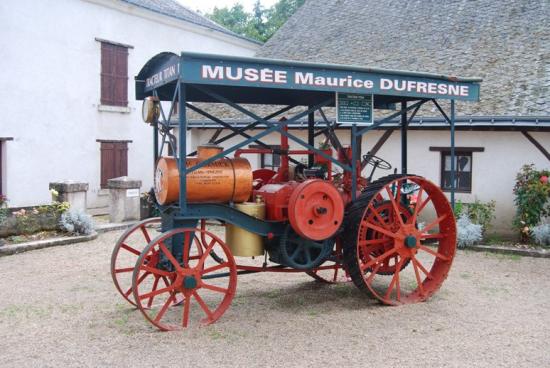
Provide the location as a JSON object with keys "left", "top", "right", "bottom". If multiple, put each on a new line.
{"left": 207, "top": 0, "right": 305, "bottom": 42}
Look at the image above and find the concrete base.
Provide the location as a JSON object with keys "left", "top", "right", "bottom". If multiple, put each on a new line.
{"left": 107, "top": 177, "right": 141, "bottom": 223}
{"left": 49, "top": 181, "right": 88, "bottom": 212}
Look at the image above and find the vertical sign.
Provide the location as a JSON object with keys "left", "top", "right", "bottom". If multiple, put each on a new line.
{"left": 336, "top": 93, "right": 373, "bottom": 125}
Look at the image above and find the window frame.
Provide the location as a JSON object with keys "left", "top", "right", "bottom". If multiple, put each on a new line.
{"left": 439, "top": 151, "right": 473, "bottom": 193}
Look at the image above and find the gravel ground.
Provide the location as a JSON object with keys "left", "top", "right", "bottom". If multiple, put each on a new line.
{"left": 1, "top": 228, "right": 549, "bottom": 368}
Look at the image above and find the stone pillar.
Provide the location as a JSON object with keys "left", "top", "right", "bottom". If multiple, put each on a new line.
{"left": 49, "top": 181, "right": 89, "bottom": 212}
{"left": 107, "top": 177, "right": 142, "bottom": 223}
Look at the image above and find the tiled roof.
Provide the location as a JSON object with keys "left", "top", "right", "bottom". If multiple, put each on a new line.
{"left": 120, "top": 0, "right": 261, "bottom": 45}
{"left": 257, "top": 0, "right": 550, "bottom": 116}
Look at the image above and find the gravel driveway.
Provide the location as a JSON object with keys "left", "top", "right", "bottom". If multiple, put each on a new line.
{"left": 0, "top": 229, "right": 549, "bottom": 368}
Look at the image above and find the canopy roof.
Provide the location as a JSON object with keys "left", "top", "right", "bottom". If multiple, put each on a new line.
{"left": 136, "top": 52, "right": 481, "bottom": 107}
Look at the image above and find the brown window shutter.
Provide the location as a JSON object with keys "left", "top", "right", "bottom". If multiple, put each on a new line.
{"left": 100, "top": 142, "right": 128, "bottom": 188}
{"left": 100, "top": 142, "right": 115, "bottom": 188}
{"left": 100, "top": 42, "right": 128, "bottom": 106}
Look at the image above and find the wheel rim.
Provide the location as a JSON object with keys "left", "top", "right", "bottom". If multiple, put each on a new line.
{"left": 307, "top": 239, "right": 350, "bottom": 283}
{"left": 353, "top": 176, "right": 456, "bottom": 305}
{"left": 111, "top": 217, "right": 161, "bottom": 306}
{"left": 132, "top": 227, "right": 237, "bottom": 330}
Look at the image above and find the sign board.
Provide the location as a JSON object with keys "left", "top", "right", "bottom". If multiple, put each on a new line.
{"left": 336, "top": 93, "right": 373, "bottom": 125}
{"left": 126, "top": 189, "right": 140, "bottom": 198}
{"left": 156, "top": 53, "right": 481, "bottom": 101}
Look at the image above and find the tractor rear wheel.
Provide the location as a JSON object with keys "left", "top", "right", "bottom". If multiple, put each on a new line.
{"left": 343, "top": 175, "right": 456, "bottom": 305}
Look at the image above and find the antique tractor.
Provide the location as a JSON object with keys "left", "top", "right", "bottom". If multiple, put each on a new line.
{"left": 108, "top": 51, "right": 478, "bottom": 331}
{"left": 111, "top": 118, "right": 456, "bottom": 331}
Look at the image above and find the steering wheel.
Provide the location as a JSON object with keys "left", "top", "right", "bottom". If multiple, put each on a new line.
{"left": 362, "top": 154, "right": 392, "bottom": 170}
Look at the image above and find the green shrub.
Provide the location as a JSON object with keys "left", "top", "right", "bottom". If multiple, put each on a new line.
{"left": 513, "top": 164, "right": 550, "bottom": 240}
{"left": 454, "top": 199, "right": 495, "bottom": 235}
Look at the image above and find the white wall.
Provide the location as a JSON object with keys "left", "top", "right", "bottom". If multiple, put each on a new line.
{"left": 190, "top": 127, "right": 550, "bottom": 235}
{"left": 0, "top": 0, "right": 258, "bottom": 208}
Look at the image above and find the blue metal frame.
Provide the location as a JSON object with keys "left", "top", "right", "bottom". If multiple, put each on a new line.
{"left": 140, "top": 55, "right": 469, "bottom": 235}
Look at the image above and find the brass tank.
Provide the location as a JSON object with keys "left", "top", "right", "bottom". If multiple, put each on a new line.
{"left": 225, "top": 197, "right": 266, "bottom": 257}
{"left": 154, "top": 145, "right": 253, "bottom": 205}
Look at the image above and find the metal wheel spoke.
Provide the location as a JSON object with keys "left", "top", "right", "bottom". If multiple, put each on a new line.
{"left": 421, "top": 233, "right": 444, "bottom": 240}
{"left": 411, "top": 256, "right": 433, "bottom": 280}
{"left": 368, "top": 204, "right": 391, "bottom": 230}
{"left": 201, "top": 283, "right": 228, "bottom": 294}
{"left": 159, "top": 242, "right": 183, "bottom": 272}
{"left": 411, "top": 187, "right": 425, "bottom": 223}
{"left": 182, "top": 295, "right": 191, "bottom": 328}
{"left": 115, "top": 267, "right": 134, "bottom": 274}
{"left": 121, "top": 243, "right": 141, "bottom": 256}
{"left": 418, "top": 244, "right": 450, "bottom": 261}
{"left": 147, "top": 276, "right": 161, "bottom": 308}
{"left": 366, "top": 262, "right": 382, "bottom": 283}
{"left": 139, "top": 265, "right": 173, "bottom": 277}
{"left": 138, "top": 284, "right": 175, "bottom": 301}
{"left": 423, "top": 214, "right": 448, "bottom": 233}
{"left": 127, "top": 271, "right": 150, "bottom": 296}
{"left": 363, "top": 221, "right": 398, "bottom": 239}
{"left": 361, "top": 247, "right": 397, "bottom": 271}
{"left": 359, "top": 238, "right": 391, "bottom": 246}
{"left": 140, "top": 226, "right": 151, "bottom": 243}
{"left": 154, "top": 294, "right": 175, "bottom": 323}
{"left": 193, "top": 291, "right": 214, "bottom": 320}
{"left": 412, "top": 258, "right": 426, "bottom": 296}
{"left": 383, "top": 257, "right": 404, "bottom": 300}
{"left": 385, "top": 186, "right": 404, "bottom": 226}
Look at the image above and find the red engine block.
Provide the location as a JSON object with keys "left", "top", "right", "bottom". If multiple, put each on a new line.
{"left": 253, "top": 182, "right": 299, "bottom": 222}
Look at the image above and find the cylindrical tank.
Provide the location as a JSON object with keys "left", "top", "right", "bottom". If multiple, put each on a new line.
{"left": 225, "top": 198, "right": 266, "bottom": 256}
{"left": 154, "top": 145, "right": 253, "bottom": 205}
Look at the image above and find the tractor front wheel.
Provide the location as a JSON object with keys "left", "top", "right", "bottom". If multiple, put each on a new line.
{"left": 132, "top": 227, "right": 237, "bottom": 331}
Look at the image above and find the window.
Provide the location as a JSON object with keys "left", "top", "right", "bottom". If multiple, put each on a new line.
{"left": 440, "top": 152, "right": 472, "bottom": 192}
{"left": 100, "top": 42, "right": 128, "bottom": 106}
{"left": 99, "top": 141, "right": 129, "bottom": 188}
{"left": 251, "top": 145, "right": 281, "bottom": 169}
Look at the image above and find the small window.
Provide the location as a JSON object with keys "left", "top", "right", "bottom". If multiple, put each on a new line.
{"left": 100, "top": 42, "right": 128, "bottom": 106}
{"left": 441, "top": 151, "right": 472, "bottom": 192}
{"left": 100, "top": 141, "right": 128, "bottom": 188}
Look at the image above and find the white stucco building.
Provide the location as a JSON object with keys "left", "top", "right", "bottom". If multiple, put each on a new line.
{"left": 0, "top": 0, "right": 259, "bottom": 210}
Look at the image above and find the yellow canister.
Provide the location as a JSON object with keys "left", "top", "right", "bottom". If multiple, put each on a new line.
{"left": 225, "top": 198, "right": 266, "bottom": 257}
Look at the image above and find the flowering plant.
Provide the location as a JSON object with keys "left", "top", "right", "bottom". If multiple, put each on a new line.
{"left": 513, "top": 164, "right": 550, "bottom": 241}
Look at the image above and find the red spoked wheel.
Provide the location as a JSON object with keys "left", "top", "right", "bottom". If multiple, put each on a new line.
{"left": 111, "top": 217, "right": 161, "bottom": 306}
{"left": 343, "top": 175, "right": 456, "bottom": 305}
{"left": 306, "top": 239, "right": 350, "bottom": 283}
{"left": 132, "top": 227, "right": 237, "bottom": 331}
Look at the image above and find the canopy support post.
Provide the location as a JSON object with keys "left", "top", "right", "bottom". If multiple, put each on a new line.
{"left": 351, "top": 124, "right": 358, "bottom": 201}
{"left": 401, "top": 101, "right": 408, "bottom": 174}
{"left": 308, "top": 108, "right": 315, "bottom": 167}
{"left": 178, "top": 81, "right": 187, "bottom": 214}
{"left": 450, "top": 99, "right": 456, "bottom": 210}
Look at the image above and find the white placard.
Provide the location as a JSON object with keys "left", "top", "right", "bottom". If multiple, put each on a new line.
{"left": 126, "top": 189, "right": 140, "bottom": 198}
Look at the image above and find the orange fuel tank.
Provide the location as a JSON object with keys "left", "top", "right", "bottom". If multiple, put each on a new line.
{"left": 154, "top": 145, "right": 253, "bottom": 205}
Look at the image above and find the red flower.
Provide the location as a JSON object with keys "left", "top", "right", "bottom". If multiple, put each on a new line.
{"left": 541, "top": 175, "right": 549, "bottom": 184}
